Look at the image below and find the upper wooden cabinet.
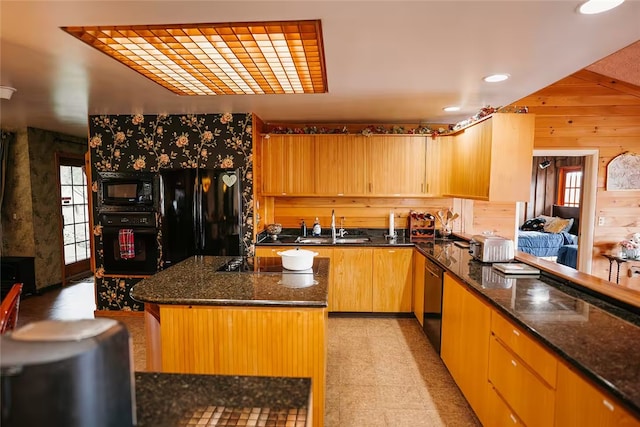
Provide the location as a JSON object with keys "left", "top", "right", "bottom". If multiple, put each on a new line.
{"left": 261, "top": 135, "right": 316, "bottom": 196}
{"left": 425, "top": 135, "right": 452, "bottom": 196}
{"left": 444, "top": 113, "right": 535, "bottom": 201}
{"left": 366, "top": 136, "right": 426, "bottom": 196}
{"left": 261, "top": 134, "right": 427, "bottom": 197}
{"left": 314, "top": 135, "right": 369, "bottom": 195}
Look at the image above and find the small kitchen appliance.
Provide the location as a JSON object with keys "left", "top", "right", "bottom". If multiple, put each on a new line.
{"left": 98, "top": 171, "right": 159, "bottom": 211}
{"left": 0, "top": 318, "right": 135, "bottom": 427}
{"left": 469, "top": 235, "right": 515, "bottom": 263}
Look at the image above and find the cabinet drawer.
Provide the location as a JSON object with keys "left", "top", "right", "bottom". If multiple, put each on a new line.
{"left": 489, "top": 336, "right": 555, "bottom": 427}
{"left": 487, "top": 382, "right": 523, "bottom": 426}
{"left": 491, "top": 310, "right": 557, "bottom": 387}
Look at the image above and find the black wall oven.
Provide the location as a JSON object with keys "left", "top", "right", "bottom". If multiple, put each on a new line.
{"left": 98, "top": 172, "right": 159, "bottom": 212}
{"left": 100, "top": 212, "right": 158, "bottom": 275}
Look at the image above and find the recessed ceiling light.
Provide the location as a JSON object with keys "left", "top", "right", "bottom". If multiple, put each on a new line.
{"left": 62, "top": 20, "right": 327, "bottom": 96}
{"left": 578, "top": 0, "right": 624, "bottom": 14}
{"left": 483, "top": 74, "right": 510, "bottom": 83}
{"left": 443, "top": 106, "right": 461, "bottom": 112}
{"left": 0, "top": 86, "right": 17, "bottom": 100}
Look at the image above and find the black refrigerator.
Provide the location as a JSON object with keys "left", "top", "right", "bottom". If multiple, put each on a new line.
{"left": 160, "top": 168, "right": 243, "bottom": 268}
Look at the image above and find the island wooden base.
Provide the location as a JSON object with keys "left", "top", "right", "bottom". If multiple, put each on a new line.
{"left": 145, "top": 303, "right": 327, "bottom": 427}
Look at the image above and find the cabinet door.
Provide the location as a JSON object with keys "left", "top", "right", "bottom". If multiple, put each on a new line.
{"left": 372, "top": 248, "right": 413, "bottom": 312}
{"left": 425, "top": 135, "right": 452, "bottom": 196}
{"left": 367, "top": 136, "right": 426, "bottom": 195}
{"left": 261, "top": 135, "right": 315, "bottom": 195}
{"left": 448, "top": 120, "right": 491, "bottom": 199}
{"left": 315, "top": 135, "right": 368, "bottom": 195}
{"left": 332, "top": 248, "right": 373, "bottom": 311}
{"left": 555, "top": 363, "right": 640, "bottom": 427}
{"left": 412, "top": 250, "right": 426, "bottom": 325}
{"left": 440, "top": 273, "right": 491, "bottom": 424}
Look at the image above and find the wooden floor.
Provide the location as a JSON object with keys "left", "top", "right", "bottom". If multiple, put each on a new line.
{"left": 16, "top": 279, "right": 479, "bottom": 427}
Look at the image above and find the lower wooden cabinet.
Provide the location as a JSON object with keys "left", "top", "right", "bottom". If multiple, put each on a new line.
{"left": 372, "top": 248, "right": 413, "bottom": 312}
{"left": 440, "top": 274, "right": 640, "bottom": 427}
{"left": 488, "top": 336, "right": 556, "bottom": 427}
{"left": 412, "top": 250, "right": 426, "bottom": 325}
{"left": 332, "top": 248, "right": 373, "bottom": 311}
{"left": 555, "top": 363, "right": 640, "bottom": 427}
{"left": 440, "top": 273, "right": 491, "bottom": 425}
{"left": 487, "top": 382, "right": 524, "bottom": 426}
{"left": 255, "top": 245, "right": 412, "bottom": 313}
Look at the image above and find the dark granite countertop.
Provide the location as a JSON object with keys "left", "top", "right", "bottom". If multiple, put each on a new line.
{"left": 414, "top": 240, "right": 640, "bottom": 419}
{"left": 130, "top": 256, "right": 329, "bottom": 308}
{"left": 135, "top": 372, "right": 311, "bottom": 426}
{"left": 256, "top": 228, "right": 415, "bottom": 247}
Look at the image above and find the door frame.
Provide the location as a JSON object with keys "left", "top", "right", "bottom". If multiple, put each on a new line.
{"left": 56, "top": 152, "right": 91, "bottom": 284}
{"left": 532, "top": 149, "right": 598, "bottom": 274}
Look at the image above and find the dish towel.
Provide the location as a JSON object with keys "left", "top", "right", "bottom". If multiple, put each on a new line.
{"left": 118, "top": 229, "right": 135, "bottom": 260}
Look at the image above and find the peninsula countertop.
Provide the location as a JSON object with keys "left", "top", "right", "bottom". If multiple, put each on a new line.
{"left": 415, "top": 240, "right": 640, "bottom": 419}
{"left": 135, "top": 372, "right": 311, "bottom": 426}
{"left": 130, "top": 256, "right": 329, "bottom": 308}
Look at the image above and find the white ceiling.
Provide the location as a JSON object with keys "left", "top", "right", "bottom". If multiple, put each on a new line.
{"left": 1, "top": 1, "right": 639, "bottom": 138}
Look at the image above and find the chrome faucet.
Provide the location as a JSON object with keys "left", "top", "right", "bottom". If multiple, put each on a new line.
{"left": 331, "top": 210, "right": 337, "bottom": 244}
{"left": 338, "top": 216, "right": 347, "bottom": 237}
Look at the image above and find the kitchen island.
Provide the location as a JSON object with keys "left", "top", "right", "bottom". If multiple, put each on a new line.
{"left": 130, "top": 255, "right": 329, "bottom": 427}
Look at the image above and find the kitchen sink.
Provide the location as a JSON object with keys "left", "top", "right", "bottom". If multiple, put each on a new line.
{"left": 295, "top": 236, "right": 371, "bottom": 244}
{"left": 335, "top": 237, "right": 371, "bottom": 244}
{"left": 296, "top": 237, "right": 333, "bottom": 244}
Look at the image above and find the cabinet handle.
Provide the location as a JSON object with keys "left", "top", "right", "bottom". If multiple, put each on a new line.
{"left": 509, "top": 414, "right": 518, "bottom": 424}
{"left": 421, "top": 183, "right": 424, "bottom": 192}
{"left": 369, "top": 183, "right": 372, "bottom": 192}
{"left": 602, "top": 399, "right": 615, "bottom": 412}
{"left": 512, "top": 329, "right": 520, "bottom": 337}
{"left": 511, "top": 359, "right": 517, "bottom": 367}
{"left": 337, "top": 193, "right": 344, "bottom": 196}
{"left": 388, "top": 250, "right": 396, "bottom": 253}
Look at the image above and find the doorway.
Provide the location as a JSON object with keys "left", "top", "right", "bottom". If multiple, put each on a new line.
{"left": 57, "top": 154, "right": 91, "bottom": 284}
{"left": 531, "top": 149, "right": 598, "bottom": 274}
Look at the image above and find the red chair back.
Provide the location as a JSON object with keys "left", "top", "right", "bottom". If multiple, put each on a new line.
{"left": 0, "top": 283, "right": 23, "bottom": 334}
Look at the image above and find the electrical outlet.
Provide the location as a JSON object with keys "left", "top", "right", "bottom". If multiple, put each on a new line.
{"left": 598, "top": 216, "right": 605, "bottom": 226}
{"left": 629, "top": 266, "right": 640, "bottom": 278}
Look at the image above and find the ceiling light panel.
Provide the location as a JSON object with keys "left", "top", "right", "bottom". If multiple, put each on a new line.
{"left": 62, "top": 20, "right": 327, "bottom": 96}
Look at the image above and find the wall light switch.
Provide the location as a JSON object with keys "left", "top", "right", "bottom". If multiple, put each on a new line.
{"left": 12, "top": 213, "right": 17, "bottom": 220}
{"left": 629, "top": 266, "right": 640, "bottom": 278}
{"left": 598, "top": 216, "right": 605, "bottom": 226}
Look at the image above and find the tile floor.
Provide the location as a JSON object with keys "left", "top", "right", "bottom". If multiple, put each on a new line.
{"left": 15, "top": 279, "right": 479, "bottom": 427}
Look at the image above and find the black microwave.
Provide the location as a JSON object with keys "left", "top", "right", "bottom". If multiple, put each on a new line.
{"left": 98, "top": 172, "right": 159, "bottom": 211}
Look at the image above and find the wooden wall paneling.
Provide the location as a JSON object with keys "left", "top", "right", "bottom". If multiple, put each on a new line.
{"left": 463, "top": 201, "right": 518, "bottom": 239}
{"left": 512, "top": 69, "right": 640, "bottom": 287}
{"left": 158, "top": 305, "right": 326, "bottom": 427}
{"left": 270, "top": 197, "right": 454, "bottom": 229}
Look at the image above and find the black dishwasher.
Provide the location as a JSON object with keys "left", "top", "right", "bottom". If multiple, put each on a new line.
{"left": 423, "top": 256, "right": 444, "bottom": 353}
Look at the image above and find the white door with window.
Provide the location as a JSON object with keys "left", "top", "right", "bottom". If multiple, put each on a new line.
{"left": 59, "top": 156, "right": 91, "bottom": 282}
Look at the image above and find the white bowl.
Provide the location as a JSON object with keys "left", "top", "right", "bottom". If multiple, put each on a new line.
{"left": 277, "top": 248, "right": 318, "bottom": 271}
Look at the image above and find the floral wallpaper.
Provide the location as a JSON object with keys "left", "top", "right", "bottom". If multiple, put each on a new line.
{"left": 88, "top": 113, "right": 253, "bottom": 311}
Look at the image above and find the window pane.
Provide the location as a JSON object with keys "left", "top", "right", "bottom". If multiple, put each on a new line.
{"left": 61, "top": 185, "right": 73, "bottom": 205}
{"left": 72, "top": 185, "right": 85, "bottom": 205}
{"left": 75, "top": 242, "right": 88, "bottom": 261}
{"left": 63, "top": 225, "right": 76, "bottom": 245}
{"left": 60, "top": 166, "right": 72, "bottom": 185}
{"left": 72, "top": 166, "right": 84, "bottom": 186}
{"left": 74, "top": 204, "right": 86, "bottom": 223}
{"left": 75, "top": 223, "right": 86, "bottom": 240}
{"left": 62, "top": 205, "right": 74, "bottom": 225}
{"left": 64, "top": 244, "right": 77, "bottom": 264}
